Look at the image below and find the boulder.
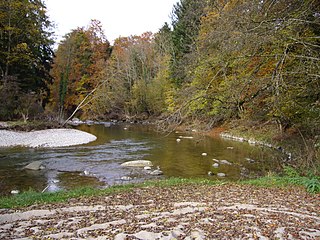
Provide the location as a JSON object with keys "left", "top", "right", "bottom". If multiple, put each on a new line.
{"left": 24, "top": 161, "right": 44, "bottom": 171}
{"left": 121, "top": 160, "right": 153, "bottom": 167}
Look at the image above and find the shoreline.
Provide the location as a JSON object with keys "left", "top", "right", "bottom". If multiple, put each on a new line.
{"left": 0, "top": 129, "right": 97, "bottom": 148}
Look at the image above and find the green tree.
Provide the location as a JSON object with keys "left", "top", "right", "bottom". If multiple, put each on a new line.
{"left": 0, "top": 0, "right": 54, "bottom": 120}
{"left": 170, "top": 0, "right": 208, "bottom": 86}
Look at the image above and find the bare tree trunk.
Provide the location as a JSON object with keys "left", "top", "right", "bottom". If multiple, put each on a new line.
{"left": 62, "top": 80, "right": 107, "bottom": 126}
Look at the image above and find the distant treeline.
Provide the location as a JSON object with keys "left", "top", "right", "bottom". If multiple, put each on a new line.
{"left": 1, "top": 0, "right": 319, "bottom": 136}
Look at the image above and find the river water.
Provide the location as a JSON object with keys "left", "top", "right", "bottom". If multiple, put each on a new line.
{"left": 0, "top": 124, "right": 284, "bottom": 196}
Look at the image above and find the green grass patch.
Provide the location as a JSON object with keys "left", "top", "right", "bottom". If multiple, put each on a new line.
{"left": 0, "top": 176, "right": 317, "bottom": 209}
{"left": 0, "top": 178, "right": 223, "bottom": 209}
{"left": 241, "top": 167, "right": 320, "bottom": 194}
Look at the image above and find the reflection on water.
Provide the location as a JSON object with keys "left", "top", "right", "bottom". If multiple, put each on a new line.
{"left": 0, "top": 124, "right": 284, "bottom": 195}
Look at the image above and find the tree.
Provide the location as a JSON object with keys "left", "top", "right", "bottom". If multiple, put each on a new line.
{"left": 0, "top": 0, "right": 54, "bottom": 91}
{"left": 170, "top": 0, "right": 208, "bottom": 86}
{"left": 0, "top": 0, "right": 54, "bottom": 120}
{"left": 172, "top": 0, "right": 319, "bottom": 133}
{"left": 49, "top": 20, "right": 111, "bottom": 120}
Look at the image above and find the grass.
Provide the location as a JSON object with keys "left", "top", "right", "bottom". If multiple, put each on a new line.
{"left": 1, "top": 175, "right": 318, "bottom": 209}
{"left": 241, "top": 167, "right": 320, "bottom": 193}
{"left": 0, "top": 178, "right": 225, "bottom": 209}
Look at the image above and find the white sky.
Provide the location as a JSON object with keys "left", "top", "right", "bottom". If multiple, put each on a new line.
{"left": 45, "top": 0, "right": 179, "bottom": 44}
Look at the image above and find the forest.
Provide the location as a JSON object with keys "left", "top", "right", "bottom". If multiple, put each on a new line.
{"left": 0, "top": 0, "right": 319, "bottom": 172}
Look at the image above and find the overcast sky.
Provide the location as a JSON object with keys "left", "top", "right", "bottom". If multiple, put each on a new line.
{"left": 45, "top": 0, "right": 179, "bottom": 44}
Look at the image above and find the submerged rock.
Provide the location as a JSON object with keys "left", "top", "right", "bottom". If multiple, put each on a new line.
{"left": 245, "top": 158, "right": 255, "bottom": 163}
{"left": 217, "top": 173, "right": 226, "bottom": 177}
{"left": 212, "top": 163, "right": 219, "bottom": 168}
{"left": 121, "top": 176, "right": 132, "bottom": 181}
{"left": 220, "top": 160, "right": 232, "bottom": 165}
{"left": 150, "top": 166, "right": 163, "bottom": 176}
{"left": 121, "top": 160, "right": 153, "bottom": 167}
{"left": 24, "top": 161, "right": 44, "bottom": 171}
{"left": 150, "top": 170, "right": 163, "bottom": 176}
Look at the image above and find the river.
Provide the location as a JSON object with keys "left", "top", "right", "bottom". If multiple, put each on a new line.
{"left": 0, "top": 123, "right": 284, "bottom": 196}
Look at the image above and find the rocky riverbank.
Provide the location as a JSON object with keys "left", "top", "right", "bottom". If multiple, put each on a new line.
{"left": 0, "top": 183, "right": 319, "bottom": 239}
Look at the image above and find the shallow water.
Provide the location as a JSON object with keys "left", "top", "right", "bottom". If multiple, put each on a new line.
{"left": 0, "top": 124, "right": 284, "bottom": 195}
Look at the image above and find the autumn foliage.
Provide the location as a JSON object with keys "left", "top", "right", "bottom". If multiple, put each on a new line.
{"left": 3, "top": 0, "right": 315, "bottom": 168}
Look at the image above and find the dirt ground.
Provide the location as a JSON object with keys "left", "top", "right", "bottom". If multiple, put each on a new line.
{"left": 0, "top": 183, "right": 319, "bottom": 239}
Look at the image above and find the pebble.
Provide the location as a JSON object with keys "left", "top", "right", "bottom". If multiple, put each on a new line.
{"left": 121, "top": 176, "right": 132, "bottom": 181}
{"left": 201, "top": 153, "right": 207, "bottom": 156}
{"left": 217, "top": 173, "right": 226, "bottom": 177}
{"left": 245, "top": 158, "right": 255, "bottom": 163}
{"left": 150, "top": 169, "right": 163, "bottom": 176}
{"left": 11, "top": 190, "right": 20, "bottom": 195}
{"left": 212, "top": 163, "right": 219, "bottom": 168}
{"left": 220, "top": 160, "right": 232, "bottom": 165}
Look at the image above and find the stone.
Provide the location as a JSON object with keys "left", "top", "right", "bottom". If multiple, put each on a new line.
{"left": 201, "top": 153, "right": 207, "bottom": 156}
{"left": 220, "top": 160, "right": 232, "bottom": 165}
{"left": 24, "top": 161, "right": 44, "bottom": 171}
{"left": 144, "top": 166, "right": 152, "bottom": 170}
{"left": 85, "top": 120, "right": 95, "bottom": 125}
{"left": 11, "top": 190, "right": 20, "bottom": 195}
{"left": 217, "top": 173, "right": 226, "bottom": 177}
{"left": 120, "top": 176, "right": 132, "bottom": 181}
{"left": 176, "top": 138, "right": 181, "bottom": 142}
{"left": 245, "top": 158, "right": 255, "bottom": 163}
{"left": 179, "top": 136, "right": 194, "bottom": 139}
{"left": 150, "top": 169, "right": 163, "bottom": 176}
{"left": 121, "top": 160, "right": 153, "bottom": 167}
{"left": 208, "top": 171, "right": 214, "bottom": 176}
{"left": 212, "top": 163, "right": 219, "bottom": 168}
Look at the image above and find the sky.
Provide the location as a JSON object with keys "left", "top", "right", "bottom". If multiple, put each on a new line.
{"left": 45, "top": 0, "right": 179, "bottom": 44}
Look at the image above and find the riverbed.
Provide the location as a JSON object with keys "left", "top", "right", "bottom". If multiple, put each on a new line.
{"left": 0, "top": 124, "right": 284, "bottom": 195}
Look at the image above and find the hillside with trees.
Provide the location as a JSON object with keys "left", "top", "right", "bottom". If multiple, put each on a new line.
{"left": 0, "top": 0, "right": 319, "bottom": 172}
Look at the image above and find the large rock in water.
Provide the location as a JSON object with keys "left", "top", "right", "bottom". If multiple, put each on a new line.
{"left": 121, "top": 160, "right": 153, "bottom": 167}
{"left": 24, "top": 161, "right": 44, "bottom": 171}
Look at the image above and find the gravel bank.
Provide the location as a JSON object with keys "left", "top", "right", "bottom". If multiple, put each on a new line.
{"left": 0, "top": 129, "right": 97, "bottom": 148}
{"left": 0, "top": 184, "right": 319, "bottom": 239}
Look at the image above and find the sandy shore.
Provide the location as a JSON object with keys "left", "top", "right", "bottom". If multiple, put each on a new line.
{"left": 0, "top": 129, "right": 97, "bottom": 148}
